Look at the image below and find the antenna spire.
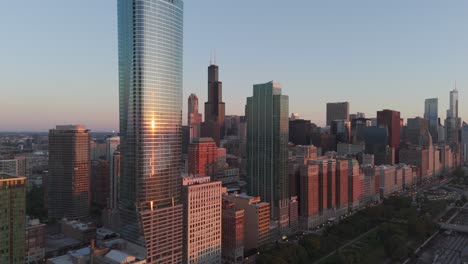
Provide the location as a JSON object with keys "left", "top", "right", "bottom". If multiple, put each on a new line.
{"left": 214, "top": 49, "right": 217, "bottom": 65}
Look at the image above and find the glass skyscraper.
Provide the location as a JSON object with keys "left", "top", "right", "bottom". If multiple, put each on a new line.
{"left": 118, "top": 0, "right": 184, "bottom": 262}
{"left": 246, "top": 81, "right": 290, "bottom": 231}
{"left": 424, "top": 98, "right": 438, "bottom": 142}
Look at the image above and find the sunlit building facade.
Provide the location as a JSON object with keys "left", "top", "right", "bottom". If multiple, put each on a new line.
{"left": 182, "top": 177, "right": 222, "bottom": 264}
{"left": 246, "top": 81, "right": 290, "bottom": 231}
{"left": 0, "top": 175, "right": 26, "bottom": 264}
{"left": 118, "top": 0, "right": 184, "bottom": 262}
{"left": 48, "top": 125, "right": 90, "bottom": 220}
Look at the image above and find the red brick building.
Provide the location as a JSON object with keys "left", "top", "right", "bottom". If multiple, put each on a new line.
{"left": 335, "top": 160, "right": 349, "bottom": 209}
{"left": 188, "top": 137, "right": 218, "bottom": 177}
{"left": 222, "top": 199, "right": 245, "bottom": 264}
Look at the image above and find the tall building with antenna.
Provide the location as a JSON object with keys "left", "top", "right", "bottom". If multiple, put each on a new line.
{"left": 202, "top": 53, "right": 226, "bottom": 145}
{"left": 117, "top": 0, "right": 184, "bottom": 262}
{"left": 445, "top": 86, "right": 461, "bottom": 144}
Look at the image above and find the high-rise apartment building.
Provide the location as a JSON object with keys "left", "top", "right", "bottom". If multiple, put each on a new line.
{"left": 299, "top": 163, "right": 320, "bottom": 229}
{"left": 182, "top": 177, "right": 222, "bottom": 264}
{"left": 424, "top": 98, "right": 438, "bottom": 142}
{"left": 202, "top": 64, "right": 226, "bottom": 145}
{"left": 117, "top": 0, "right": 184, "bottom": 262}
{"left": 0, "top": 175, "right": 26, "bottom": 264}
{"left": 326, "top": 159, "right": 336, "bottom": 209}
{"left": 335, "top": 159, "right": 348, "bottom": 209}
{"left": 48, "top": 125, "right": 90, "bottom": 220}
{"left": 326, "top": 102, "right": 350, "bottom": 126}
{"left": 188, "top": 94, "right": 202, "bottom": 141}
{"left": 377, "top": 109, "right": 401, "bottom": 163}
{"left": 222, "top": 199, "right": 245, "bottom": 264}
{"left": 246, "top": 81, "right": 290, "bottom": 229}
{"left": 188, "top": 138, "right": 218, "bottom": 177}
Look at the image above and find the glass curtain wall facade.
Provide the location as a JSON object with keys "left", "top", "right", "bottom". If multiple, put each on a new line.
{"left": 246, "top": 82, "right": 290, "bottom": 226}
{"left": 424, "top": 98, "right": 438, "bottom": 142}
{"left": 118, "top": 0, "right": 184, "bottom": 262}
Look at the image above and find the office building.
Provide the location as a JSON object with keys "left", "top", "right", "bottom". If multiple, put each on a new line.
{"left": 349, "top": 112, "right": 365, "bottom": 120}
{"left": 246, "top": 81, "right": 290, "bottom": 230}
{"left": 462, "top": 124, "right": 468, "bottom": 164}
{"left": 202, "top": 64, "right": 226, "bottom": 145}
{"left": 424, "top": 98, "right": 438, "bottom": 142}
{"left": 117, "top": 0, "right": 184, "bottom": 262}
{"left": 351, "top": 118, "right": 371, "bottom": 144}
{"left": 224, "top": 115, "right": 244, "bottom": 137}
{"left": 188, "top": 137, "right": 218, "bottom": 177}
{"left": 331, "top": 119, "right": 351, "bottom": 143}
{"left": 182, "top": 177, "right": 222, "bottom": 264}
{"left": 91, "top": 159, "right": 110, "bottom": 209}
{"left": 222, "top": 200, "right": 244, "bottom": 264}
{"left": 105, "top": 136, "right": 120, "bottom": 162}
{"left": 48, "top": 125, "right": 90, "bottom": 220}
{"left": 405, "top": 117, "right": 430, "bottom": 146}
{"left": 223, "top": 194, "right": 270, "bottom": 251}
{"left": 445, "top": 89, "right": 461, "bottom": 144}
{"left": 326, "top": 102, "right": 350, "bottom": 126}
{"left": 105, "top": 150, "right": 121, "bottom": 230}
{"left": 377, "top": 109, "right": 401, "bottom": 163}
{"left": 0, "top": 175, "right": 26, "bottom": 264}
{"left": 289, "top": 119, "right": 318, "bottom": 146}
{"left": 188, "top": 94, "right": 203, "bottom": 141}
{"left": 90, "top": 139, "right": 106, "bottom": 160}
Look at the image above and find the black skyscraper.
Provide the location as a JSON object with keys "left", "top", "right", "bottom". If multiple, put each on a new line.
{"left": 202, "top": 64, "right": 225, "bottom": 145}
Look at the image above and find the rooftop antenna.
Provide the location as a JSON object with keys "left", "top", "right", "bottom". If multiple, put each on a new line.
{"left": 209, "top": 50, "right": 213, "bottom": 65}
{"left": 214, "top": 48, "right": 217, "bottom": 65}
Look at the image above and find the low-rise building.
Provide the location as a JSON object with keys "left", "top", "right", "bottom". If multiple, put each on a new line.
{"left": 26, "top": 218, "right": 46, "bottom": 264}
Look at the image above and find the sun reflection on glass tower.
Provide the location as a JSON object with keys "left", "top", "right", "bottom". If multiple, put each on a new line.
{"left": 118, "top": 0, "right": 184, "bottom": 262}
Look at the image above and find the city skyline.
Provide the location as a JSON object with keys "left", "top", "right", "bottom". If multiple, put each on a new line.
{"left": 1, "top": 1, "right": 468, "bottom": 131}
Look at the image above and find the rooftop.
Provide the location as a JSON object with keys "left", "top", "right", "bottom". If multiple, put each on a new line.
{"left": 191, "top": 137, "right": 215, "bottom": 143}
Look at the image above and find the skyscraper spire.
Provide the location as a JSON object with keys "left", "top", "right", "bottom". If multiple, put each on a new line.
{"left": 214, "top": 48, "right": 217, "bottom": 65}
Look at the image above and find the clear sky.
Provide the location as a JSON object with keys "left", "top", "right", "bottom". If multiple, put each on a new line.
{"left": 1, "top": 0, "right": 467, "bottom": 131}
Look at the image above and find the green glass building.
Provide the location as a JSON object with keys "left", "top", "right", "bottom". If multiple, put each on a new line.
{"left": 246, "top": 81, "right": 290, "bottom": 229}
{"left": 0, "top": 175, "right": 26, "bottom": 264}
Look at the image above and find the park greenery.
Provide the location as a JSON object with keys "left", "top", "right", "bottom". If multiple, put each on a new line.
{"left": 257, "top": 196, "right": 443, "bottom": 264}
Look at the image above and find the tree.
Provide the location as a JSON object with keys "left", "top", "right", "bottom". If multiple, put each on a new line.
{"left": 453, "top": 167, "right": 465, "bottom": 178}
{"left": 299, "top": 235, "right": 321, "bottom": 259}
{"left": 26, "top": 186, "right": 47, "bottom": 220}
{"left": 384, "top": 234, "right": 407, "bottom": 261}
